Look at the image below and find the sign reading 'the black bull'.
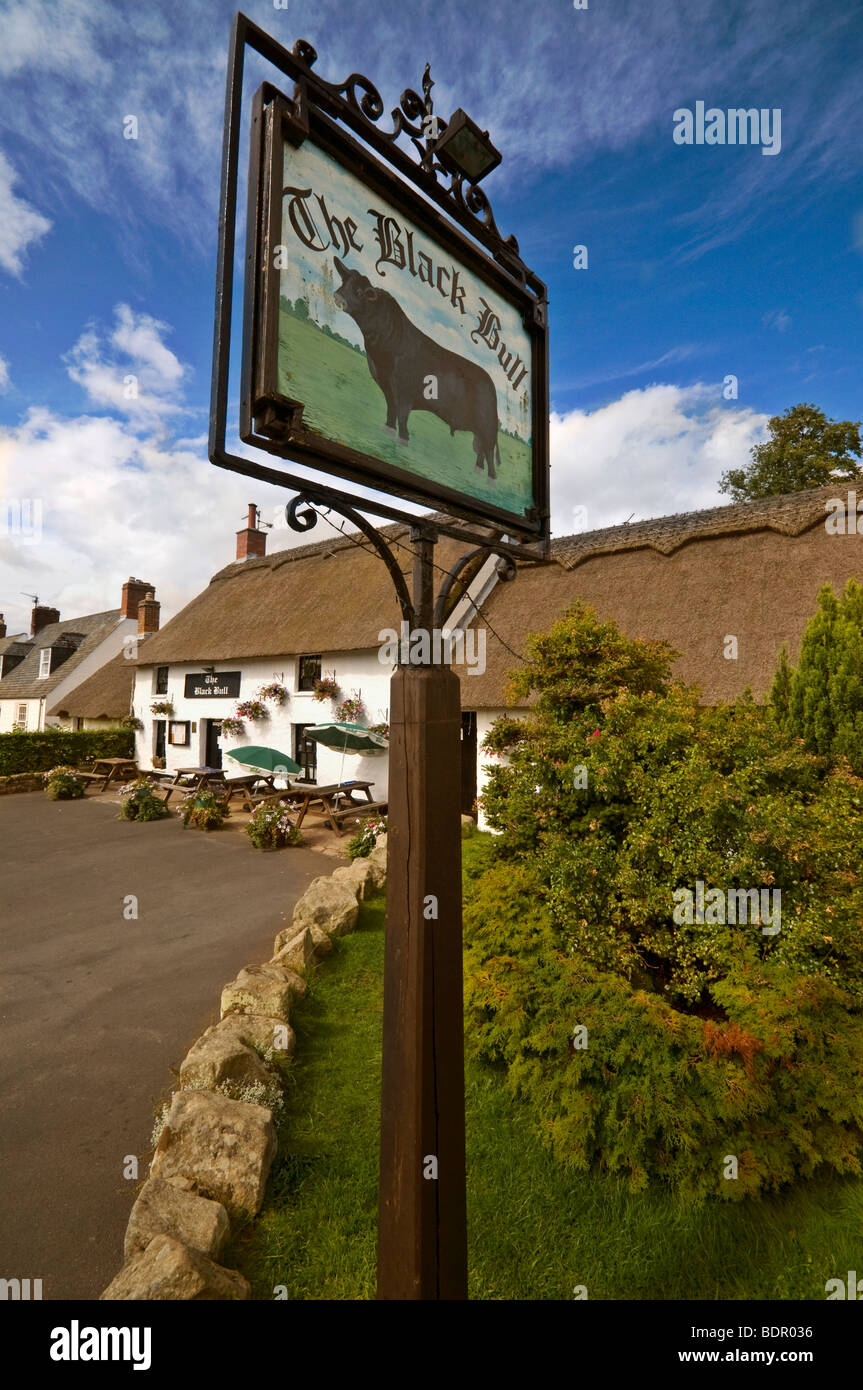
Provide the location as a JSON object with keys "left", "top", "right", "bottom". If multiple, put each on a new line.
{"left": 242, "top": 84, "right": 549, "bottom": 540}
{"left": 183, "top": 672, "right": 241, "bottom": 698}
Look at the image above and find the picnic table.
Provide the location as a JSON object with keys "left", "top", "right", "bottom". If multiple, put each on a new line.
{"left": 146, "top": 767, "right": 277, "bottom": 805}
{"left": 286, "top": 780, "right": 387, "bottom": 835}
{"left": 78, "top": 757, "right": 139, "bottom": 794}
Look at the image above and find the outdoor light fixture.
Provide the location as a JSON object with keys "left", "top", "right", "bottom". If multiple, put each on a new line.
{"left": 432, "top": 108, "right": 501, "bottom": 183}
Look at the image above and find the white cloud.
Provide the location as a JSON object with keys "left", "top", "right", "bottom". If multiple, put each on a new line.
{"left": 64, "top": 304, "right": 189, "bottom": 424}
{"left": 0, "top": 404, "right": 319, "bottom": 635}
{"left": 0, "top": 149, "right": 51, "bottom": 276}
{"left": 0, "top": 356, "right": 10, "bottom": 393}
{"left": 762, "top": 308, "right": 792, "bottom": 333}
{"left": 550, "top": 383, "right": 769, "bottom": 535}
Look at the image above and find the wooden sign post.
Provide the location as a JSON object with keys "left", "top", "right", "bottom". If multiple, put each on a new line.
{"left": 377, "top": 530, "right": 468, "bottom": 1300}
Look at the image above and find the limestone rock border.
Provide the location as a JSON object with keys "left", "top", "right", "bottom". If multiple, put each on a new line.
{"left": 100, "top": 835, "right": 387, "bottom": 1300}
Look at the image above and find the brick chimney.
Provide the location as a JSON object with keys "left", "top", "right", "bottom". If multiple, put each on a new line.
{"left": 0, "top": 614, "right": 5, "bottom": 639}
{"left": 31, "top": 604, "right": 60, "bottom": 636}
{"left": 236, "top": 503, "right": 267, "bottom": 561}
{"left": 121, "top": 577, "right": 155, "bottom": 620}
{"left": 137, "top": 590, "right": 160, "bottom": 635}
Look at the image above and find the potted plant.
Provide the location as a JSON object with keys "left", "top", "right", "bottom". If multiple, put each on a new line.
{"left": 235, "top": 698, "right": 269, "bottom": 721}
{"left": 179, "top": 789, "right": 230, "bottom": 832}
{"left": 257, "top": 682, "right": 288, "bottom": 706}
{"left": 118, "top": 778, "right": 171, "bottom": 822}
{"left": 219, "top": 715, "right": 245, "bottom": 737}
{"left": 313, "top": 674, "right": 340, "bottom": 702}
{"left": 246, "top": 801, "right": 304, "bottom": 850}
{"left": 336, "top": 691, "right": 365, "bottom": 723}
{"left": 150, "top": 700, "right": 174, "bottom": 717}
{"left": 43, "top": 765, "right": 86, "bottom": 801}
{"left": 152, "top": 755, "right": 166, "bottom": 770}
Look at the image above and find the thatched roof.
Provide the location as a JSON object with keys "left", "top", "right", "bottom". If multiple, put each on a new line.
{"left": 459, "top": 483, "right": 862, "bottom": 709}
{"left": 48, "top": 648, "right": 134, "bottom": 720}
{"left": 135, "top": 520, "right": 474, "bottom": 665}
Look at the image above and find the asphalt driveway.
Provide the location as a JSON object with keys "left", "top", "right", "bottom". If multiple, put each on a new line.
{"left": 0, "top": 792, "right": 332, "bottom": 1300}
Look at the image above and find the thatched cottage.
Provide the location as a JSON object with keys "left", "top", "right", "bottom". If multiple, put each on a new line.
{"left": 94, "top": 482, "right": 862, "bottom": 824}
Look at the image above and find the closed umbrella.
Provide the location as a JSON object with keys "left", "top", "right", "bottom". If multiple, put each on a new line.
{"left": 226, "top": 745, "right": 302, "bottom": 784}
{"left": 305, "top": 722, "right": 387, "bottom": 787}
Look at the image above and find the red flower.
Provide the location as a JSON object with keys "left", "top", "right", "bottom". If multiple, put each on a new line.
{"left": 592, "top": 730, "right": 601, "bottom": 738}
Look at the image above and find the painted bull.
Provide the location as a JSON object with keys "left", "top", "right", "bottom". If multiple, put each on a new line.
{"left": 332, "top": 256, "right": 501, "bottom": 479}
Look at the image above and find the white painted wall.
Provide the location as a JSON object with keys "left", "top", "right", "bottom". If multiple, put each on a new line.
{"left": 474, "top": 706, "right": 526, "bottom": 832}
{"left": 132, "top": 650, "right": 394, "bottom": 797}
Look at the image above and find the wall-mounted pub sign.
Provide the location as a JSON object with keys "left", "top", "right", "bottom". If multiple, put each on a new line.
{"left": 183, "top": 672, "right": 241, "bottom": 699}
{"left": 240, "top": 76, "right": 549, "bottom": 542}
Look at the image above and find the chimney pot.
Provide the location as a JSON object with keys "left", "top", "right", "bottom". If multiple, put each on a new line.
{"left": 31, "top": 604, "right": 60, "bottom": 636}
{"left": 0, "top": 613, "right": 5, "bottom": 640}
{"left": 236, "top": 503, "right": 267, "bottom": 561}
{"left": 137, "top": 591, "right": 160, "bottom": 636}
{"left": 121, "top": 578, "right": 154, "bottom": 620}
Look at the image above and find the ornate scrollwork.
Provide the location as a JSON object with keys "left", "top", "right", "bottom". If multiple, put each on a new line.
{"left": 286, "top": 39, "right": 522, "bottom": 273}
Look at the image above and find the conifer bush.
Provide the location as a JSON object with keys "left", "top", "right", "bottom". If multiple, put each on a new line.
{"left": 467, "top": 603, "right": 863, "bottom": 1200}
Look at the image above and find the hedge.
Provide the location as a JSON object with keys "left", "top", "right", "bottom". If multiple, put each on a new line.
{"left": 0, "top": 729, "right": 135, "bottom": 775}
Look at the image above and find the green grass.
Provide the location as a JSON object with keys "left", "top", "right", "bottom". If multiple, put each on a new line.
{"left": 224, "top": 842, "right": 863, "bottom": 1300}
{"left": 277, "top": 308, "right": 533, "bottom": 521}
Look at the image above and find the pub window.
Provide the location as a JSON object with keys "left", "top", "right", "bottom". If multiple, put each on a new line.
{"left": 298, "top": 655, "right": 322, "bottom": 692}
{"left": 15, "top": 703, "right": 27, "bottom": 729}
{"left": 155, "top": 666, "right": 169, "bottom": 695}
{"left": 293, "top": 723, "right": 317, "bottom": 783}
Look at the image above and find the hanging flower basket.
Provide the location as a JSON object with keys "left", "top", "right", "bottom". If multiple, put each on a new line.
{"left": 257, "top": 682, "right": 288, "bottom": 706}
{"left": 336, "top": 693, "right": 365, "bottom": 723}
{"left": 235, "top": 699, "right": 269, "bottom": 721}
{"left": 220, "top": 716, "right": 245, "bottom": 737}
{"left": 150, "top": 700, "right": 174, "bottom": 717}
{"left": 368, "top": 721, "right": 389, "bottom": 742}
{"left": 313, "top": 675, "right": 340, "bottom": 702}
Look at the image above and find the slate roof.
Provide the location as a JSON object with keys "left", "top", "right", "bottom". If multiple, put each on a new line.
{"left": 0, "top": 610, "right": 124, "bottom": 699}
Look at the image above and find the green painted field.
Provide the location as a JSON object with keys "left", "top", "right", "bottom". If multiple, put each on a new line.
{"left": 222, "top": 851, "right": 863, "bottom": 1301}
{"left": 277, "top": 308, "right": 533, "bottom": 520}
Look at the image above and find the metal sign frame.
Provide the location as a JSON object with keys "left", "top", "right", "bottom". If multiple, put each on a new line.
{"left": 209, "top": 11, "right": 550, "bottom": 562}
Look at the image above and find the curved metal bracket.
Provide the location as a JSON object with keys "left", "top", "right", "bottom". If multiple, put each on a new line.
{"left": 286, "top": 491, "right": 415, "bottom": 625}
{"left": 432, "top": 546, "right": 491, "bottom": 629}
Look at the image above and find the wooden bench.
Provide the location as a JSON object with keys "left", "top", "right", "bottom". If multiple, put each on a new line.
{"left": 329, "top": 800, "right": 388, "bottom": 831}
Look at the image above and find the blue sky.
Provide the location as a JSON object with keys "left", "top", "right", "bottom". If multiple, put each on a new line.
{"left": 0, "top": 0, "right": 861, "bottom": 633}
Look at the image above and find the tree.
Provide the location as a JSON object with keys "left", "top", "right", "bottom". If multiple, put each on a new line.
{"left": 770, "top": 580, "right": 863, "bottom": 772}
{"left": 719, "top": 403, "right": 862, "bottom": 502}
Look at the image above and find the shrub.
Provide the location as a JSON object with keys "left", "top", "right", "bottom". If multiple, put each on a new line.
{"left": 345, "top": 816, "right": 387, "bottom": 859}
{"left": 180, "top": 790, "right": 230, "bottom": 831}
{"left": 43, "top": 765, "right": 86, "bottom": 800}
{"left": 771, "top": 580, "right": 863, "bottom": 773}
{"left": 0, "top": 729, "right": 134, "bottom": 776}
{"left": 464, "top": 862, "right": 863, "bottom": 1203}
{"left": 118, "top": 778, "right": 171, "bottom": 822}
{"left": 246, "top": 801, "right": 304, "bottom": 849}
{"left": 468, "top": 602, "right": 863, "bottom": 1199}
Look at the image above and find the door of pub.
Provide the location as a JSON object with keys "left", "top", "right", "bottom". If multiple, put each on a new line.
{"left": 204, "top": 719, "right": 223, "bottom": 768}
